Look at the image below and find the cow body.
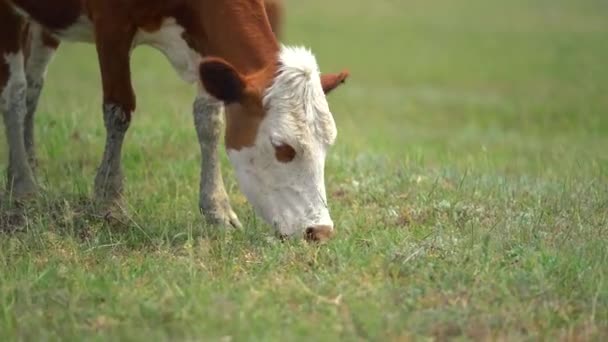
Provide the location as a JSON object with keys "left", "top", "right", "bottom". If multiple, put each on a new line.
{"left": 0, "top": 0, "right": 347, "bottom": 240}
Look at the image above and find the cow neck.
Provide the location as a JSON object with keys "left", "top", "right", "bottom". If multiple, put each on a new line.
{"left": 197, "top": 0, "right": 280, "bottom": 90}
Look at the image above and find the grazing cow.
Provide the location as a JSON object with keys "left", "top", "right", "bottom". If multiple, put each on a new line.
{"left": 0, "top": 0, "right": 348, "bottom": 240}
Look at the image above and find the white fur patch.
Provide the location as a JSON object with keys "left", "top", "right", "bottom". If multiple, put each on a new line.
{"left": 228, "top": 145, "right": 333, "bottom": 236}
{"left": 134, "top": 18, "right": 202, "bottom": 83}
{"left": 264, "top": 46, "right": 337, "bottom": 147}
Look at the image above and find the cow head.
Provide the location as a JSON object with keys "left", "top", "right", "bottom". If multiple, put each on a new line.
{"left": 199, "top": 46, "right": 348, "bottom": 240}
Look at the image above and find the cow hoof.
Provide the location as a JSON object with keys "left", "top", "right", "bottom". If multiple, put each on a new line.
{"left": 6, "top": 175, "right": 38, "bottom": 201}
{"left": 93, "top": 197, "right": 129, "bottom": 225}
{"left": 201, "top": 201, "right": 242, "bottom": 229}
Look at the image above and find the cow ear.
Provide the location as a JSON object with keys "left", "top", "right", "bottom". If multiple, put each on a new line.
{"left": 321, "top": 70, "right": 349, "bottom": 94}
{"left": 199, "top": 58, "right": 247, "bottom": 103}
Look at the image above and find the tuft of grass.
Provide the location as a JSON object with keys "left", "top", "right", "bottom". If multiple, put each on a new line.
{"left": 1, "top": 0, "right": 607, "bottom": 339}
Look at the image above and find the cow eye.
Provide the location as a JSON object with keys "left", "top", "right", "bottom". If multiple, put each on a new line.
{"left": 272, "top": 141, "right": 297, "bottom": 163}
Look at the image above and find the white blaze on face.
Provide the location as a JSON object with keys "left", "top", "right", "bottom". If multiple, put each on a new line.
{"left": 227, "top": 46, "right": 337, "bottom": 237}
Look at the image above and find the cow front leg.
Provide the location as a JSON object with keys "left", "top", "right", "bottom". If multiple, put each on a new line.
{"left": 93, "top": 104, "right": 130, "bottom": 206}
{"left": 193, "top": 95, "right": 241, "bottom": 228}
{"left": 24, "top": 25, "right": 59, "bottom": 169}
{"left": 0, "top": 36, "right": 37, "bottom": 199}
{"left": 92, "top": 20, "right": 136, "bottom": 209}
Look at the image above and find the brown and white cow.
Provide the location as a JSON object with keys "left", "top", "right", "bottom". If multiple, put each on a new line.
{"left": 0, "top": 0, "right": 348, "bottom": 240}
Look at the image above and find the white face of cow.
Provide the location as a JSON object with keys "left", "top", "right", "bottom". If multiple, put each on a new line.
{"left": 229, "top": 50, "right": 338, "bottom": 237}
{"left": 199, "top": 46, "right": 348, "bottom": 239}
{"left": 227, "top": 109, "right": 334, "bottom": 237}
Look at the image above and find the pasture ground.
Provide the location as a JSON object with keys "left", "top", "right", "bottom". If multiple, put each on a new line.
{"left": 1, "top": 0, "right": 607, "bottom": 340}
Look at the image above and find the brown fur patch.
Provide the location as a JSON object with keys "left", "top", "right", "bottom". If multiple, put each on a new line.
{"left": 264, "top": 0, "right": 283, "bottom": 38}
{"left": 9, "top": 0, "right": 83, "bottom": 30}
{"left": 93, "top": 15, "right": 137, "bottom": 114}
{"left": 0, "top": 1, "right": 26, "bottom": 88}
{"left": 224, "top": 95, "right": 265, "bottom": 150}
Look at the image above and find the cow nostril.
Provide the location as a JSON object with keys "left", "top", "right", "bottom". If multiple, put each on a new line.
{"left": 304, "top": 225, "right": 335, "bottom": 242}
{"left": 304, "top": 227, "right": 315, "bottom": 240}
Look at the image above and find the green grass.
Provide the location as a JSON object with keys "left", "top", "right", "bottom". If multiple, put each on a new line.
{"left": 1, "top": 0, "right": 607, "bottom": 340}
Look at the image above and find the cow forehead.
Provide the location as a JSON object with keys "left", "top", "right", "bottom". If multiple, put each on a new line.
{"left": 225, "top": 46, "right": 337, "bottom": 151}
{"left": 262, "top": 46, "right": 337, "bottom": 147}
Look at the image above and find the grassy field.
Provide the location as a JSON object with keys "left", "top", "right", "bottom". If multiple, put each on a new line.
{"left": 1, "top": 0, "right": 607, "bottom": 340}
